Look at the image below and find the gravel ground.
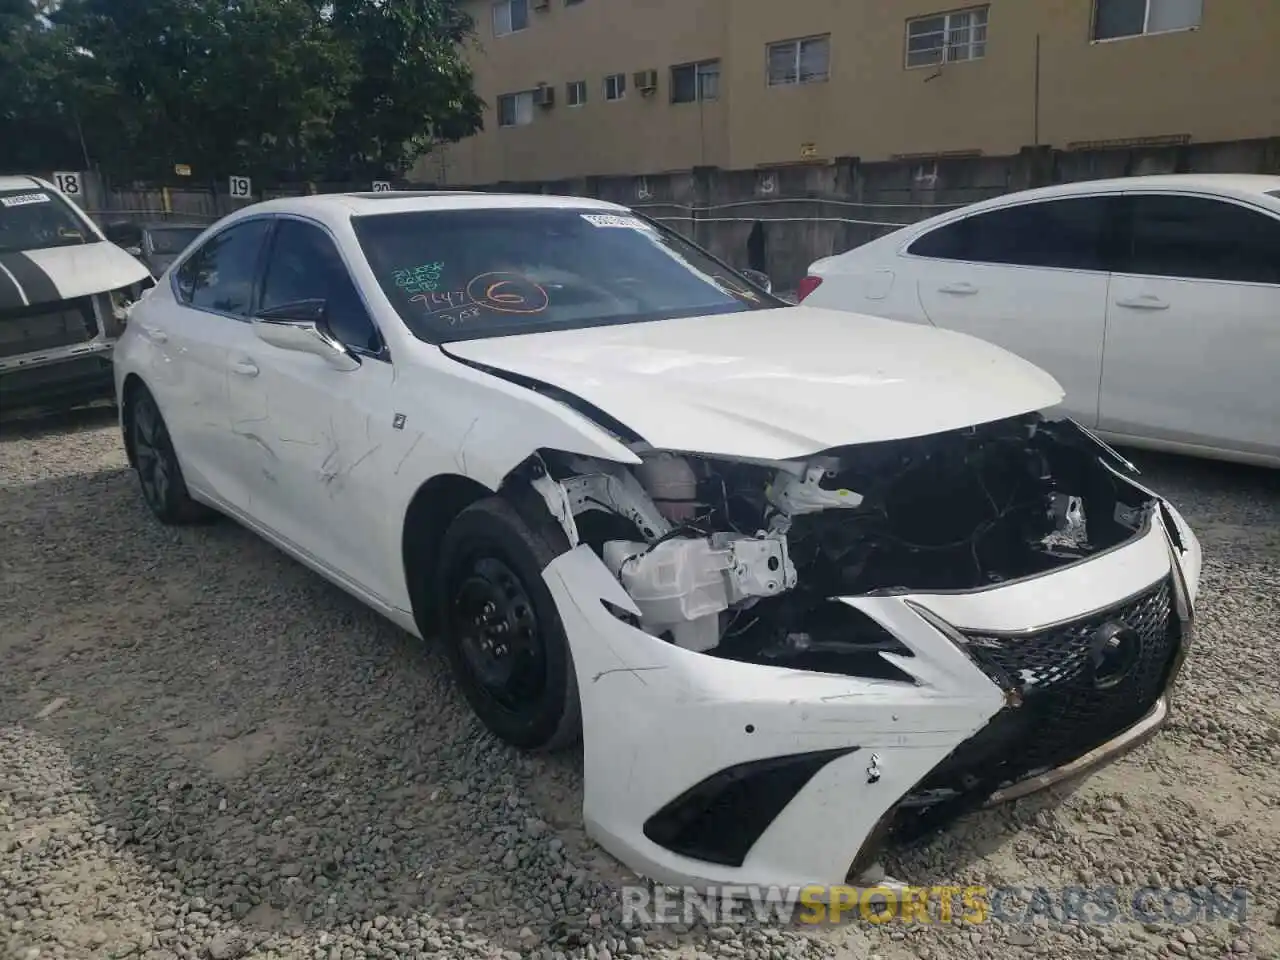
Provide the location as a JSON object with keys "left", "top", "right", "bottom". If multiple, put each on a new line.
{"left": 1, "top": 405, "right": 1278, "bottom": 960}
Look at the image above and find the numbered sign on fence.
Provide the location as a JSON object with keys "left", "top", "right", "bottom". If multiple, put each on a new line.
{"left": 229, "top": 175, "right": 252, "bottom": 199}
{"left": 52, "top": 172, "right": 82, "bottom": 196}
{"left": 371, "top": 180, "right": 392, "bottom": 192}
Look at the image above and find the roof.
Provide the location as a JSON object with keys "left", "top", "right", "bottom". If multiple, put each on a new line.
{"left": 0, "top": 175, "right": 50, "bottom": 192}
{"left": 965, "top": 173, "right": 1280, "bottom": 210}
{"left": 231, "top": 190, "right": 630, "bottom": 222}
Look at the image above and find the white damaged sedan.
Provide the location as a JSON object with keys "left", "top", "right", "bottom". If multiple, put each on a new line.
{"left": 113, "top": 191, "right": 1202, "bottom": 895}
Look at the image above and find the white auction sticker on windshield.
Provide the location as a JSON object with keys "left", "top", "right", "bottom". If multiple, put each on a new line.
{"left": 1, "top": 193, "right": 52, "bottom": 208}
{"left": 581, "top": 213, "right": 652, "bottom": 229}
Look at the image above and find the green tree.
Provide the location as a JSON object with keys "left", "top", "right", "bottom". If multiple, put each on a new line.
{"left": 0, "top": 0, "right": 93, "bottom": 172}
{"left": 325, "top": 0, "right": 484, "bottom": 180}
{"left": 3, "top": 0, "right": 484, "bottom": 183}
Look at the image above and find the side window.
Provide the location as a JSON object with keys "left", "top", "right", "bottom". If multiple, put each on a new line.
{"left": 1121, "top": 195, "right": 1280, "bottom": 285}
{"left": 176, "top": 219, "right": 271, "bottom": 315}
{"left": 907, "top": 197, "right": 1112, "bottom": 271}
{"left": 260, "top": 219, "right": 382, "bottom": 354}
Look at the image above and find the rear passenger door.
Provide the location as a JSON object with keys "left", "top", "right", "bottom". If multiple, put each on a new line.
{"left": 1098, "top": 193, "right": 1280, "bottom": 460}
{"left": 907, "top": 195, "right": 1119, "bottom": 427}
{"left": 161, "top": 218, "right": 272, "bottom": 500}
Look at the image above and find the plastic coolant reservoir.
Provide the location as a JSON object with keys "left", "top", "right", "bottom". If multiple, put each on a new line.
{"left": 635, "top": 453, "right": 700, "bottom": 522}
{"left": 603, "top": 538, "right": 733, "bottom": 627}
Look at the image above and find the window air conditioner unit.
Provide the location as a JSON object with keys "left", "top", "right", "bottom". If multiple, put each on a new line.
{"left": 634, "top": 69, "right": 658, "bottom": 93}
{"left": 533, "top": 84, "right": 555, "bottom": 107}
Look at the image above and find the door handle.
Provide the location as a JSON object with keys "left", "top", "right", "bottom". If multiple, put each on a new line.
{"left": 938, "top": 282, "right": 978, "bottom": 295}
{"left": 1115, "top": 295, "right": 1169, "bottom": 310}
{"left": 140, "top": 325, "right": 168, "bottom": 343}
{"left": 230, "top": 358, "right": 259, "bottom": 377}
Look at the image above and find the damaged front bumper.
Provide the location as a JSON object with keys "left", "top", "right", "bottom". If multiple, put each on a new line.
{"left": 542, "top": 504, "right": 1199, "bottom": 896}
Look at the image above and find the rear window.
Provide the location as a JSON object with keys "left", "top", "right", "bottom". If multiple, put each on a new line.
{"left": 0, "top": 188, "right": 98, "bottom": 254}
{"left": 1267, "top": 189, "right": 1280, "bottom": 200}
{"left": 350, "top": 207, "right": 779, "bottom": 344}
{"left": 149, "top": 227, "right": 204, "bottom": 255}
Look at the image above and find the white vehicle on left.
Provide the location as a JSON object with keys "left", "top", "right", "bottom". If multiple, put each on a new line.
{"left": 113, "top": 191, "right": 1201, "bottom": 896}
{"left": 0, "top": 175, "right": 151, "bottom": 409}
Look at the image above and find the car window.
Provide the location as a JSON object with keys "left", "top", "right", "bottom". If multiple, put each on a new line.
{"left": 350, "top": 207, "right": 781, "bottom": 345}
{"left": 259, "top": 218, "right": 382, "bottom": 354}
{"left": 907, "top": 196, "right": 1113, "bottom": 271}
{"left": 0, "top": 188, "right": 99, "bottom": 254}
{"left": 176, "top": 219, "right": 271, "bottom": 315}
{"left": 1120, "top": 194, "right": 1280, "bottom": 285}
{"left": 148, "top": 227, "right": 204, "bottom": 255}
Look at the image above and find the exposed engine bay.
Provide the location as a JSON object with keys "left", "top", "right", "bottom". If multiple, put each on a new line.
{"left": 520, "top": 413, "right": 1157, "bottom": 674}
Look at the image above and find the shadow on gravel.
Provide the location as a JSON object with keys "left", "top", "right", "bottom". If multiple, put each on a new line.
{"left": 0, "top": 466, "right": 615, "bottom": 948}
{"left": 0, "top": 400, "right": 118, "bottom": 439}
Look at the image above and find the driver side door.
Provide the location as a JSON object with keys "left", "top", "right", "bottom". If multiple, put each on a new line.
{"left": 238, "top": 216, "right": 401, "bottom": 603}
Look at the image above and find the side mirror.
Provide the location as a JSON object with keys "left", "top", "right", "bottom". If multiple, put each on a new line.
{"left": 252, "top": 299, "right": 360, "bottom": 371}
{"left": 741, "top": 269, "right": 772, "bottom": 294}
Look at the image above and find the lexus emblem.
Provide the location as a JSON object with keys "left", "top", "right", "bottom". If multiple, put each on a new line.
{"left": 1088, "top": 621, "right": 1143, "bottom": 690}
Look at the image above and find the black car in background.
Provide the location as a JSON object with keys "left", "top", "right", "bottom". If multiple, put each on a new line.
{"left": 103, "top": 221, "right": 207, "bottom": 278}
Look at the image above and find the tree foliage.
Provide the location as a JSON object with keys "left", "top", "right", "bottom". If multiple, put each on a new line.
{"left": 0, "top": 0, "right": 484, "bottom": 182}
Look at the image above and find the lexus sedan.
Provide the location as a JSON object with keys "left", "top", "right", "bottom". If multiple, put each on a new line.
{"left": 114, "top": 190, "right": 1202, "bottom": 896}
{"left": 799, "top": 173, "right": 1280, "bottom": 469}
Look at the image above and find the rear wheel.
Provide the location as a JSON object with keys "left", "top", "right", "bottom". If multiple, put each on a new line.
{"left": 128, "top": 386, "right": 215, "bottom": 525}
{"left": 435, "top": 497, "right": 581, "bottom": 752}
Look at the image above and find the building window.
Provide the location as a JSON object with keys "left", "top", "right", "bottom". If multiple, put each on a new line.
{"left": 671, "top": 60, "right": 720, "bottom": 104}
{"left": 905, "top": 6, "right": 988, "bottom": 68}
{"left": 497, "top": 91, "right": 535, "bottom": 127}
{"left": 767, "top": 35, "right": 830, "bottom": 86}
{"left": 1093, "top": 0, "right": 1202, "bottom": 40}
{"left": 566, "top": 80, "right": 587, "bottom": 106}
{"left": 492, "top": 0, "right": 528, "bottom": 37}
{"left": 566, "top": 0, "right": 584, "bottom": 4}
{"left": 604, "top": 73, "right": 626, "bottom": 101}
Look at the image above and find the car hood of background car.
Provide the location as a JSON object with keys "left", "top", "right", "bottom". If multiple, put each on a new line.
{"left": 442, "top": 306, "right": 1066, "bottom": 461}
{"left": 0, "top": 241, "right": 151, "bottom": 310}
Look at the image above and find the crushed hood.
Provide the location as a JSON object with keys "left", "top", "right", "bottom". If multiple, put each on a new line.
{"left": 0, "top": 242, "right": 151, "bottom": 311}
{"left": 443, "top": 306, "right": 1065, "bottom": 461}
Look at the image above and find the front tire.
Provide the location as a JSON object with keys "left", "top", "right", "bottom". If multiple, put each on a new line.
{"left": 128, "top": 386, "right": 215, "bottom": 525}
{"left": 435, "top": 497, "right": 581, "bottom": 752}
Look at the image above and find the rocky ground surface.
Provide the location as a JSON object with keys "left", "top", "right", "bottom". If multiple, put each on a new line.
{"left": 1, "top": 405, "right": 1278, "bottom": 960}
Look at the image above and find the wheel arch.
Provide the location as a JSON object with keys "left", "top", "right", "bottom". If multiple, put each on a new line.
{"left": 119, "top": 372, "right": 150, "bottom": 469}
{"left": 400, "top": 452, "right": 579, "bottom": 639}
{"left": 401, "top": 473, "right": 495, "bottom": 637}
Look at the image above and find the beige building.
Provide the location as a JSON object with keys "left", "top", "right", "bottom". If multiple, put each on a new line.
{"left": 425, "top": 0, "right": 1280, "bottom": 186}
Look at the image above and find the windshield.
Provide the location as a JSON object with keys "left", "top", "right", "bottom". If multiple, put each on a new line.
{"left": 0, "top": 188, "right": 98, "bottom": 254}
{"left": 148, "top": 227, "right": 204, "bottom": 255}
{"left": 351, "top": 207, "right": 780, "bottom": 343}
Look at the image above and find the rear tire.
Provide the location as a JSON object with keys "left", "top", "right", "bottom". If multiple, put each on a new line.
{"left": 128, "top": 386, "right": 215, "bottom": 525}
{"left": 435, "top": 496, "right": 581, "bottom": 752}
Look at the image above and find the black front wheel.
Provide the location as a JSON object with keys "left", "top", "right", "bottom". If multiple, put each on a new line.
{"left": 435, "top": 497, "right": 581, "bottom": 752}
{"left": 128, "top": 386, "right": 215, "bottom": 525}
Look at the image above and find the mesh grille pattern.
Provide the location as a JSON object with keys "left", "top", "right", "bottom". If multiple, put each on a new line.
{"left": 902, "top": 578, "right": 1178, "bottom": 822}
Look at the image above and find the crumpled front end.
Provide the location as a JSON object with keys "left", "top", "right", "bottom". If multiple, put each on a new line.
{"left": 0, "top": 246, "right": 150, "bottom": 407}
{"left": 524, "top": 412, "right": 1200, "bottom": 893}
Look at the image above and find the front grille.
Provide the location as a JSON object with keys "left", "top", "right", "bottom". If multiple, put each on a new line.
{"left": 895, "top": 578, "right": 1179, "bottom": 836}
{"left": 0, "top": 299, "right": 98, "bottom": 359}
{"left": 964, "top": 578, "right": 1174, "bottom": 772}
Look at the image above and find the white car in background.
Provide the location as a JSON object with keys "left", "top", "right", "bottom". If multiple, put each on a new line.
{"left": 799, "top": 174, "right": 1280, "bottom": 469}
{"left": 113, "top": 191, "right": 1201, "bottom": 896}
{"left": 0, "top": 175, "right": 151, "bottom": 409}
